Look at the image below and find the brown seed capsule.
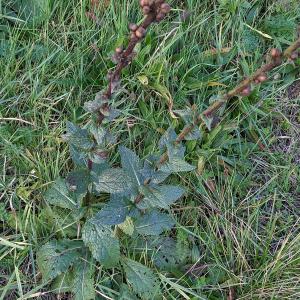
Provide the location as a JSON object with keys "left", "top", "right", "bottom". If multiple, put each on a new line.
{"left": 131, "top": 32, "right": 138, "bottom": 41}
{"left": 143, "top": 5, "right": 151, "bottom": 14}
{"left": 257, "top": 73, "right": 268, "bottom": 83}
{"left": 241, "top": 86, "right": 251, "bottom": 96}
{"left": 290, "top": 52, "right": 298, "bottom": 60}
{"left": 254, "top": 79, "right": 260, "bottom": 84}
{"left": 270, "top": 48, "right": 281, "bottom": 58}
{"left": 129, "top": 23, "right": 138, "bottom": 32}
{"left": 115, "top": 47, "right": 123, "bottom": 54}
{"left": 160, "top": 3, "right": 171, "bottom": 14}
{"left": 135, "top": 27, "right": 146, "bottom": 39}
{"left": 140, "top": 0, "right": 149, "bottom": 7}
{"left": 156, "top": 12, "right": 165, "bottom": 22}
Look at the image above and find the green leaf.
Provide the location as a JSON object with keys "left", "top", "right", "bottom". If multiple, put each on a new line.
{"left": 141, "top": 161, "right": 170, "bottom": 184}
{"left": 66, "top": 169, "right": 90, "bottom": 201}
{"left": 64, "top": 121, "right": 94, "bottom": 151}
{"left": 94, "top": 194, "right": 129, "bottom": 225}
{"left": 138, "top": 185, "right": 185, "bottom": 209}
{"left": 72, "top": 259, "right": 95, "bottom": 300}
{"left": 82, "top": 218, "right": 120, "bottom": 268}
{"left": 159, "top": 157, "right": 195, "bottom": 173}
{"left": 119, "top": 146, "right": 142, "bottom": 186}
{"left": 135, "top": 210, "right": 175, "bottom": 236}
{"left": 44, "top": 178, "right": 79, "bottom": 211}
{"left": 122, "top": 258, "right": 160, "bottom": 298}
{"left": 118, "top": 284, "right": 139, "bottom": 300}
{"left": 70, "top": 145, "right": 87, "bottom": 168}
{"left": 94, "top": 168, "right": 133, "bottom": 194}
{"left": 37, "top": 240, "right": 82, "bottom": 282}
{"left": 185, "top": 127, "right": 201, "bottom": 141}
{"left": 148, "top": 237, "right": 189, "bottom": 271}
{"left": 51, "top": 272, "right": 74, "bottom": 294}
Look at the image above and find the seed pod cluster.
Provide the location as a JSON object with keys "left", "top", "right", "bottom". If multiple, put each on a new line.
{"left": 240, "top": 85, "right": 251, "bottom": 97}
{"left": 290, "top": 51, "right": 299, "bottom": 60}
{"left": 129, "top": 24, "right": 147, "bottom": 41}
{"left": 139, "top": 0, "right": 171, "bottom": 22}
{"left": 254, "top": 72, "right": 268, "bottom": 84}
{"left": 270, "top": 48, "right": 281, "bottom": 59}
{"left": 112, "top": 46, "right": 124, "bottom": 64}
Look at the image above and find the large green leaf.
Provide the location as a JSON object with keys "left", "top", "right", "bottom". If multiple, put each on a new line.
{"left": 135, "top": 210, "right": 175, "bottom": 236}
{"left": 158, "top": 127, "right": 195, "bottom": 173}
{"left": 66, "top": 169, "right": 90, "bottom": 201}
{"left": 94, "top": 194, "right": 129, "bottom": 225}
{"left": 118, "top": 284, "right": 139, "bottom": 300}
{"left": 159, "top": 157, "right": 195, "bottom": 173}
{"left": 44, "top": 178, "right": 79, "bottom": 211}
{"left": 122, "top": 258, "right": 160, "bottom": 298}
{"left": 51, "top": 272, "right": 74, "bottom": 294}
{"left": 65, "top": 121, "right": 94, "bottom": 151}
{"left": 72, "top": 259, "right": 95, "bottom": 300}
{"left": 94, "top": 168, "right": 133, "bottom": 194}
{"left": 119, "top": 146, "right": 143, "bottom": 186}
{"left": 82, "top": 218, "right": 120, "bottom": 268}
{"left": 148, "top": 237, "right": 189, "bottom": 271}
{"left": 138, "top": 185, "right": 185, "bottom": 209}
{"left": 37, "top": 240, "right": 82, "bottom": 282}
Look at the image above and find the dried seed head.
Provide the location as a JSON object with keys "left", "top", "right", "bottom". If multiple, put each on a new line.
{"left": 155, "top": 0, "right": 164, "bottom": 4}
{"left": 270, "top": 48, "right": 281, "bottom": 58}
{"left": 129, "top": 23, "right": 138, "bottom": 32}
{"left": 135, "top": 27, "right": 146, "bottom": 39}
{"left": 241, "top": 86, "right": 251, "bottom": 96}
{"left": 290, "top": 51, "right": 298, "bottom": 60}
{"left": 257, "top": 73, "right": 268, "bottom": 83}
{"left": 156, "top": 12, "right": 165, "bottom": 22}
{"left": 160, "top": 3, "right": 171, "bottom": 14}
{"left": 143, "top": 5, "right": 151, "bottom": 14}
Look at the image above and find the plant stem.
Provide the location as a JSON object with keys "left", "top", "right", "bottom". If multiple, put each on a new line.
{"left": 156, "top": 37, "right": 300, "bottom": 165}
{"left": 98, "top": 2, "right": 170, "bottom": 125}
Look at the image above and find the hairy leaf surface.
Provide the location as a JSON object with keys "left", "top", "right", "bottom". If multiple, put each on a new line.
{"left": 44, "top": 178, "right": 79, "bottom": 211}
{"left": 122, "top": 258, "right": 160, "bottom": 298}
{"left": 94, "top": 168, "right": 133, "bottom": 194}
{"left": 65, "top": 121, "right": 94, "bottom": 151}
{"left": 119, "top": 146, "right": 143, "bottom": 186}
{"left": 82, "top": 218, "right": 120, "bottom": 267}
{"left": 138, "top": 185, "right": 185, "bottom": 209}
{"left": 135, "top": 210, "right": 175, "bottom": 235}
{"left": 159, "top": 157, "right": 195, "bottom": 173}
{"left": 94, "top": 194, "right": 129, "bottom": 225}
{"left": 37, "top": 240, "right": 82, "bottom": 282}
{"left": 72, "top": 259, "right": 95, "bottom": 300}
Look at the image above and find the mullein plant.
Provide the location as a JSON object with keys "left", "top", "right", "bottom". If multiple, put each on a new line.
{"left": 37, "top": 1, "right": 300, "bottom": 299}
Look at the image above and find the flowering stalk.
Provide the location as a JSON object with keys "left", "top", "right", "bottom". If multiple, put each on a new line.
{"left": 156, "top": 37, "right": 300, "bottom": 165}
{"left": 134, "top": 38, "right": 300, "bottom": 203}
{"left": 98, "top": 0, "right": 171, "bottom": 124}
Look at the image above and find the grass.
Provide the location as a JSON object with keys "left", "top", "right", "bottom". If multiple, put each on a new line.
{"left": 1, "top": 0, "right": 300, "bottom": 299}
